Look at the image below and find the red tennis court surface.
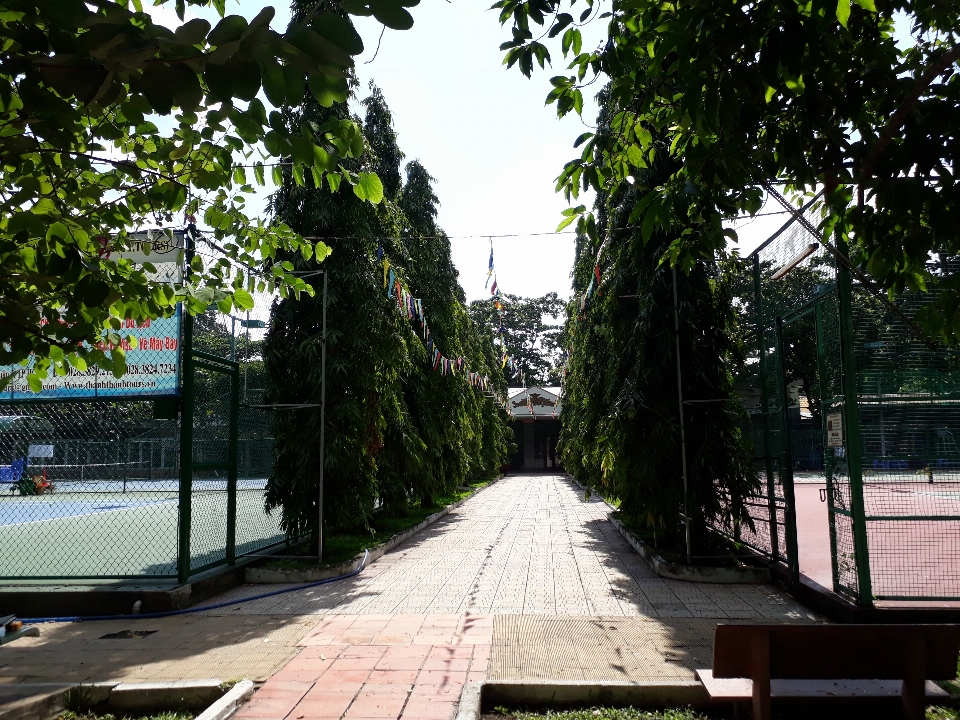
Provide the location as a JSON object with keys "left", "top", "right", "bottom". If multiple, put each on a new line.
{"left": 795, "top": 481, "right": 960, "bottom": 605}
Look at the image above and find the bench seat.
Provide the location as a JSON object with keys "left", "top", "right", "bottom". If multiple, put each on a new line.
{"left": 697, "top": 669, "right": 951, "bottom": 701}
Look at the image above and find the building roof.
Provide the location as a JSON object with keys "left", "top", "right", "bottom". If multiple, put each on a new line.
{"left": 507, "top": 386, "right": 562, "bottom": 417}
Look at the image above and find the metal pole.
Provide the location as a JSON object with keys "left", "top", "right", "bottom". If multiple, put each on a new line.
{"left": 837, "top": 239, "right": 873, "bottom": 604}
{"left": 177, "top": 232, "right": 195, "bottom": 584}
{"left": 672, "top": 265, "right": 692, "bottom": 566}
{"left": 775, "top": 316, "right": 800, "bottom": 584}
{"left": 230, "top": 315, "right": 236, "bottom": 362}
{"left": 754, "top": 255, "right": 781, "bottom": 560}
{"left": 227, "top": 360, "right": 239, "bottom": 566}
{"left": 318, "top": 271, "right": 327, "bottom": 564}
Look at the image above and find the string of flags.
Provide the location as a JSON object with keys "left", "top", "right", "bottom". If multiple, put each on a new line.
{"left": 376, "top": 244, "right": 514, "bottom": 416}
{"left": 486, "top": 239, "right": 527, "bottom": 388}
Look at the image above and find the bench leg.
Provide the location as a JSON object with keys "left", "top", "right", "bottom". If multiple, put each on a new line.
{"left": 750, "top": 631, "right": 771, "bottom": 720}
{"left": 901, "top": 634, "right": 926, "bottom": 720}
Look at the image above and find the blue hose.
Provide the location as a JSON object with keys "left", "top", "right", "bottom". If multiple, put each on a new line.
{"left": 21, "top": 549, "right": 369, "bottom": 624}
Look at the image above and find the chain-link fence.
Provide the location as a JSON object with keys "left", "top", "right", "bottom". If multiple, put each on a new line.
{"left": 716, "top": 196, "right": 960, "bottom": 604}
{"left": 0, "top": 239, "right": 287, "bottom": 580}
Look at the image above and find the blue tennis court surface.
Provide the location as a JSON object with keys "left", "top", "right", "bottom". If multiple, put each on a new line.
{"left": 0, "top": 498, "right": 175, "bottom": 526}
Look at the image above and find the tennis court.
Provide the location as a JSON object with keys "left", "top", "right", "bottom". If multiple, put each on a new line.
{"left": 794, "top": 474, "right": 960, "bottom": 600}
{"left": 0, "top": 476, "right": 285, "bottom": 578}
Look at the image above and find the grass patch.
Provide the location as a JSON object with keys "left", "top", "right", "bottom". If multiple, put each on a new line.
{"left": 484, "top": 709, "right": 710, "bottom": 720}
{"left": 56, "top": 712, "right": 193, "bottom": 720}
{"left": 264, "top": 479, "right": 491, "bottom": 570}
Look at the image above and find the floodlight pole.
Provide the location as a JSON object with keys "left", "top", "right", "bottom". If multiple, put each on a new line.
{"left": 318, "top": 270, "right": 328, "bottom": 564}
{"left": 672, "top": 265, "right": 692, "bottom": 566}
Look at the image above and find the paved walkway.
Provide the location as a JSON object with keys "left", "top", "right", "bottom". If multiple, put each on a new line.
{"left": 0, "top": 474, "right": 820, "bottom": 719}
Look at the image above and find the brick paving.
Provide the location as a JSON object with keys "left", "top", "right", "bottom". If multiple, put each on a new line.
{"left": 236, "top": 615, "right": 491, "bottom": 720}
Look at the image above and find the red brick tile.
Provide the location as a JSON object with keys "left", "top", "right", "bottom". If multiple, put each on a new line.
{"left": 421, "top": 658, "right": 470, "bottom": 672}
{"left": 367, "top": 669, "right": 418, "bottom": 684}
{"left": 466, "top": 671, "right": 486, "bottom": 683}
{"left": 427, "top": 647, "right": 472, "bottom": 660}
{"left": 410, "top": 684, "right": 463, "bottom": 699}
{"left": 321, "top": 669, "right": 372, "bottom": 684}
{"left": 383, "top": 645, "right": 430, "bottom": 658}
{"left": 305, "top": 682, "right": 363, "bottom": 698}
{"left": 289, "top": 694, "right": 355, "bottom": 718}
{"left": 331, "top": 657, "right": 381, "bottom": 671}
{"left": 374, "top": 656, "right": 426, "bottom": 671}
{"left": 341, "top": 646, "right": 388, "bottom": 659}
{"left": 416, "top": 670, "right": 467, "bottom": 686}
{"left": 301, "top": 646, "right": 345, "bottom": 660}
{"left": 342, "top": 691, "right": 407, "bottom": 718}
{"left": 399, "top": 697, "right": 457, "bottom": 719}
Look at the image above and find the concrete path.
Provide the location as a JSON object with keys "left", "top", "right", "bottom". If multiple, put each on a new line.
{"left": 208, "top": 474, "right": 812, "bottom": 619}
{"left": 0, "top": 474, "right": 820, "bottom": 719}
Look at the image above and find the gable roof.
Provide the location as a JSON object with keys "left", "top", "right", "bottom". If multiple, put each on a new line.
{"left": 508, "top": 386, "right": 561, "bottom": 417}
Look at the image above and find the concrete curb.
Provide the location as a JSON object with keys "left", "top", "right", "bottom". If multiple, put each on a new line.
{"left": 195, "top": 680, "right": 255, "bottom": 720}
{"left": 456, "top": 682, "right": 483, "bottom": 720}
{"left": 0, "top": 679, "right": 248, "bottom": 720}
{"left": 455, "top": 680, "right": 711, "bottom": 718}
{"left": 0, "top": 684, "right": 72, "bottom": 720}
{"left": 246, "top": 475, "right": 504, "bottom": 583}
{"left": 567, "top": 475, "right": 770, "bottom": 585}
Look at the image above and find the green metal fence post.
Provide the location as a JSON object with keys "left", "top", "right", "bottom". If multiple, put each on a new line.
{"left": 177, "top": 308, "right": 194, "bottom": 583}
{"left": 226, "top": 362, "right": 239, "bottom": 565}
{"left": 836, "top": 241, "right": 873, "bottom": 605}
{"left": 318, "top": 270, "right": 327, "bottom": 564}
{"left": 177, "top": 231, "right": 195, "bottom": 584}
{"left": 814, "top": 294, "right": 842, "bottom": 593}
{"left": 754, "top": 255, "right": 781, "bottom": 560}
{"left": 775, "top": 316, "right": 800, "bottom": 583}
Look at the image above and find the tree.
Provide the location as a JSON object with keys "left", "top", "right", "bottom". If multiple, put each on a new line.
{"left": 263, "top": 79, "right": 510, "bottom": 548}
{"left": 495, "top": 0, "right": 960, "bottom": 339}
{"left": 0, "top": 0, "right": 419, "bottom": 390}
{"left": 558, "top": 89, "right": 756, "bottom": 551}
{"left": 469, "top": 293, "right": 566, "bottom": 385}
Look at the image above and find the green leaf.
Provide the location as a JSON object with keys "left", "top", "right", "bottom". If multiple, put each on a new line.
{"left": 284, "top": 65, "right": 306, "bottom": 104}
{"left": 315, "top": 241, "right": 332, "bottom": 261}
{"left": 852, "top": 0, "right": 876, "bottom": 9}
{"left": 369, "top": 0, "right": 414, "bottom": 30}
{"left": 312, "top": 13, "right": 365, "bottom": 55}
{"left": 353, "top": 172, "right": 384, "bottom": 203}
{"left": 233, "top": 287, "right": 255, "bottom": 311}
{"left": 209, "top": 15, "right": 248, "bottom": 45}
{"left": 836, "top": 0, "right": 851, "bottom": 27}
{"left": 309, "top": 73, "right": 349, "bottom": 107}
{"left": 175, "top": 18, "right": 211, "bottom": 44}
{"left": 261, "top": 61, "right": 286, "bottom": 106}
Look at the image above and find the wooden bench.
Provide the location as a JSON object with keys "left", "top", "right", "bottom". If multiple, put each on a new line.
{"left": 697, "top": 624, "right": 960, "bottom": 720}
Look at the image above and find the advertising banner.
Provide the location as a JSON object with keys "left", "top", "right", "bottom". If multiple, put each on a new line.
{"left": 2, "top": 229, "right": 185, "bottom": 399}
{"left": 1, "top": 308, "right": 181, "bottom": 399}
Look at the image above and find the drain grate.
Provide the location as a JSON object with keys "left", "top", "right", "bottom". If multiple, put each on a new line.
{"left": 99, "top": 630, "right": 157, "bottom": 640}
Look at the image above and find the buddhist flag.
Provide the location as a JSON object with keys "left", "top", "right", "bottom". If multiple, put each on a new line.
{"left": 490, "top": 279, "right": 498, "bottom": 296}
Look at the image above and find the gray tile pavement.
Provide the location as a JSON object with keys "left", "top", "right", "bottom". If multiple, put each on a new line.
{"left": 206, "top": 474, "right": 817, "bottom": 620}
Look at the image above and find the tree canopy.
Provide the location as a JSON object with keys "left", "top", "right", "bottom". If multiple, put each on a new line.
{"left": 469, "top": 292, "right": 566, "bottom": 385}
{"left": 559, "top": 90, "right": 756, "bottom": 547}
{"left": 1, "top": 0, "right": 417, "bottom": 390}
{"left": 263, "top": 79, "right": 511, "bottom": 545}
{"left": 496, "top": 0, "right": 960, "bottom": 337}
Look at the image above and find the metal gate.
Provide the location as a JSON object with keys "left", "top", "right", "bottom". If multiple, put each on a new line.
{"left": 178, "top": 334, "right": 240, "bottom": 582}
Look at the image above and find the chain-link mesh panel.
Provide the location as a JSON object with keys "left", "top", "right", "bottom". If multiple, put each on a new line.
{"left": 816, "top": 290, "right": 860, "bottom": 598}
{"left": 188, "top": 363, "right": 232, "bottom": 572}
{"left": 852, "top": 285, "right": 960, "bottom": 599}
{"left": 0, "top": 402, "right": 181, "bottom": 578}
